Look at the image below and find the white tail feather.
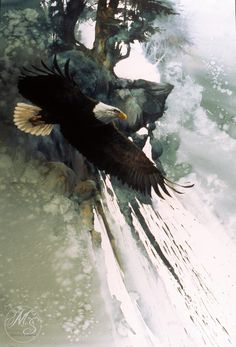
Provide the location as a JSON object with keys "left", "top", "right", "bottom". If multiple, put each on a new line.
{"left": 13, "top": 102, "right": 53, "bottom": 136}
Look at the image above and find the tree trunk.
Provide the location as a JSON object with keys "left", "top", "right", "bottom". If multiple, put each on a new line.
{"left": 92, "top": 0, "right": 124, "bottom": 72}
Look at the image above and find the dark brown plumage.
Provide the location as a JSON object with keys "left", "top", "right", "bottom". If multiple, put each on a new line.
{"left": 15, "top": 59, "right": 193, "bottom": 198}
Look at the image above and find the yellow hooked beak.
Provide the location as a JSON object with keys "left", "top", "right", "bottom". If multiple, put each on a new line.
{"left": 118, "top": 111, "right": 128, "bottom": 120}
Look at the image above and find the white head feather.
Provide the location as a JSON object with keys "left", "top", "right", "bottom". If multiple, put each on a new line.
{"left": 93, "top": 102, "right": 127, "bottom": 124}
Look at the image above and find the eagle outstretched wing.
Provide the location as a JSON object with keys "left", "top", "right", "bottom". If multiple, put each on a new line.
{"left": 15, "top": 58, "right": 193, "bottom": 198}
{"left": 81, "top": 123, "right": 191, "bottom": 198}
{"left": 18, "top": 58, "right": 93, "bottom": 120}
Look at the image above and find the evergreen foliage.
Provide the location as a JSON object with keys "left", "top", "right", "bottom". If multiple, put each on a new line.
{"left": 46, "top": 0, "right": 175, "bottom": 72}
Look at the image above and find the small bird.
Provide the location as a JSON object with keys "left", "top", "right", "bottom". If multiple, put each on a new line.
{"left": 13, "top": 58, "right": 193, "bottom": 198}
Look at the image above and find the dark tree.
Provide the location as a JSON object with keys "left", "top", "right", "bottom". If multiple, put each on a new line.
{"left": 0, "top": 0, "right": 175, "bottom": 184}
{"left": 47, "top": 0, "right": 175, "bottom": 73}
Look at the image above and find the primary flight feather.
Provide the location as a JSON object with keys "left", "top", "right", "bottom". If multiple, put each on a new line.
{"left": 14, "top": 58, "right": 193, "bottom": 198}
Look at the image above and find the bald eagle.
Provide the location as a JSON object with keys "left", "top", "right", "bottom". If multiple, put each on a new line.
{"left": 13, "top": 59, "right": 192, "bottom": 198}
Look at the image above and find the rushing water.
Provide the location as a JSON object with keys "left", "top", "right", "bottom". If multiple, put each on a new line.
{"left": 1, "top": 1, "right": 236, "bottom": 346}
{"left": 102, "top": 1, "right": 236, "bottom": 345}
{"left": 141, "top": 0, "right": 236, "bottom": 345}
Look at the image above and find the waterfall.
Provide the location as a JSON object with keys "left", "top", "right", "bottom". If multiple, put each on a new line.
{"left": 91, "top": 174, "right": 234, "bottom": 346}
{"left": 1, "top": 1, "right": 236, "bottom": 346}
{"left": 91, "top": 0, "right": 236, "bottom": 345}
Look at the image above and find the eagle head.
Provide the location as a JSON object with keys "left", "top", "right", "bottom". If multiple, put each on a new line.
{"left": 93, "top": 102, "right": 128, "bottom": 124}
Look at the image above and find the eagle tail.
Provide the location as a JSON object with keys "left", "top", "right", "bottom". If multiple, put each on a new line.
{"left": 13, "top": 102, "right": 54, "bottom": 136}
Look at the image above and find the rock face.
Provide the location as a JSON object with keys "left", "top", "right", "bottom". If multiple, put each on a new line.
{"left": 131, "top": 133, "right": 148, "bottom": 150}
{"left": 111, "top": 79, "right": 173, "bottom": 133}
{"left": 0, "top": 4, "right": 174, "bottom": 198}
{"left": 57, "top": 52, "right": 173, "bottom": 135}
{"left": 1, "top": 0, "right": 41, "bottom": 12}
{"left": 0, "top": 6, "right": 191, "bottom": 347}
{"left": 1, "top": 53, "right": 172, "bottom": 203}
{"left": 0, "top": 0, "right": 174, "bottom": 196}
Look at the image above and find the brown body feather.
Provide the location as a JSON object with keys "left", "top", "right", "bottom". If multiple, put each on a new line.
{"left": 16, "top": 59, "right": 193, "bottom": 198}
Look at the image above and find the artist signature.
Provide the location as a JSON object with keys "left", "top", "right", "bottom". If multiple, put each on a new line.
{"left": 4, "top": 305, "right": 42, "bottom": 343}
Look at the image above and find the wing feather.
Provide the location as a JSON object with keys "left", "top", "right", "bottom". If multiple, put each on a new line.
{"left": 64, "top": 59, "right": 71, "bottom": 80}
{"left": 52, "top": 55, "right": 64, "bottom": 77}
{"left": 40, "top": 59, "right": 55, "bottom": 74}
{"left": 17, "top": 59, "right": 193, "bottom": 198}
{"left": 81, "top": 124, "right": 191, "bottom": 198}
{"left": 18, "top": 59, "right": 91, "bottom": 120}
